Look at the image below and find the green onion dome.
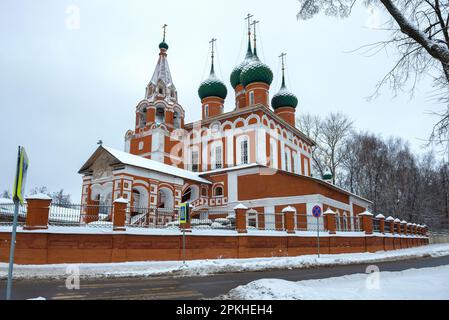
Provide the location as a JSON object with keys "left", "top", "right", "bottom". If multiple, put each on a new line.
{"left": 323, "top": 170, "right": 333, "bottom": 181}
{"left": 159, "top": 41, "right": 169, "bottom": 50}
{"left": 271, "top": 83, "right": 298, "bottom": 109}
{"left": 230, "top": 41, "right": 254, "bottom": 89}
{"left": 240, "top": 54, "right": 273, "bottom": 87}
{"left": 198, "top": 70, "right": 227, "bottom": 100}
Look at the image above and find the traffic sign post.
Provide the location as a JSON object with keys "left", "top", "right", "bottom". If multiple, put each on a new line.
{"left": 7, "top": 146, "right": 29, "bottom": 300}
{"left": 179, "top": 203, "right": 190, "bottom": 265}
{"left": 312, "top": 205, "right": 322, "bottom": 258}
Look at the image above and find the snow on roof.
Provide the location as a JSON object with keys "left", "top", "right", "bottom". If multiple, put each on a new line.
{"left": 385, "top": 216, "right": 395, "bottom": 221}
{"left": 359, "top": 211, "right": 373, "bottom": 216}
{"left": 93, "top": 146, "right": 211, "bottom": 184}
{"left": 375, "top": 214, "right": 385, "bottom": 219}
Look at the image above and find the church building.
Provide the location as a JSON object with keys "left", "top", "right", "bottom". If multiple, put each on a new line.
{"left": 78, "top": 18, "right": 371, "bottom": 228}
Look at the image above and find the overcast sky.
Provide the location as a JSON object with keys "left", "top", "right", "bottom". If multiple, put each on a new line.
{"left": 0, "top": 0, "right": 443, "bottom": 201}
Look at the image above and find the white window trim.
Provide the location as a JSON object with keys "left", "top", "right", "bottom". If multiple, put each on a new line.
{"left": 210, "top": 140, "right": 223, "bottom": 170}
{"left": 236, "top": 135, "right": 250, "bottom": 165}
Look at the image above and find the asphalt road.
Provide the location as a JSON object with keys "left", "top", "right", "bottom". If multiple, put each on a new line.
{"left": 1, "top": 255, "right": 449, "bottom": 300}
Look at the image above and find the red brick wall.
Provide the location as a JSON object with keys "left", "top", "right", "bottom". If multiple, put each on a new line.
{"left": 0, "top": 232, "right": 429, "bottom": 265}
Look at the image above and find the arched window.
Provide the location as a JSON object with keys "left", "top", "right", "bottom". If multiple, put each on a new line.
{"left": 155, "top": 105, "right": 165, "bottom": 124}
{"left": 191, "top": 149, "right": 199, "bottom": 172}
{"left": 241, "top": 138, "right": 248, "bottom": 164}
{"left": 139, "top": 108, "right": 147, "bottom": 128}
{"left": 343, "top": 212, "right": 348, "bottom": 231}
{"left": 173, "top": 110, "right": 181, "bottom": 129}
{"left": 210, "top": 141, "right": 223, "bottom": 169}
{"left": 214, "top": 186, "right": 223, "bottom": 197}
{"left": 285, "top": 148, "right": 292, "bottom": 172}
{"left": 132, "top": 189, "right": 141, "bottom": 213}
{"left": 204, "top": 104, "right": 209, "bottom": 118}
{"left": 182, "top": 187, "right": 192, "bottom": 203}
{"left": 236, "top": 135, "right": 250, "bottom": 165}
{"left": 249, "top": 91, "right": 255, "bottom": 105}
{"left": 269, "top": 139, "right": 277, "bottom": 168}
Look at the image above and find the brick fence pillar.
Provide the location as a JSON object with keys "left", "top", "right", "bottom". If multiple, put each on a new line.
{"left": 234, "top": 203, "right": 248, "bottom": 234}
{"left": 376, "top": 214, "right": 385, "bottom": 234}
{"left": 24, "top": 193, "right": 52, "bottom": 230}
{"left": 360, "top": 211, "right": 373, "bottom": 235}
{"left": 282, "top": 206, "right": 296, "bottom": 234}
{"left": 401, "top": 220, "right": 408, "bottom": 236}
{"left": 323, "top": 208, "right": 336, "bottom": 234}
{"left": 113, "top": 198, "right": 128, "bottom": 231}
{"left": 386, "top": 216, "right": 394, "bottom": 234}
{"left": 394, "top": 219, "right": 402, "bottom": 235}
{"left": 412, "top": 223, "right": 417, "bottom": 235}
{"left": 423, "top": 225, "right": 428, "bottom": 236}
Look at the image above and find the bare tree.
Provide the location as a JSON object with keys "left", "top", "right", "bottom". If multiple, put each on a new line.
{"left": 297, "top": 0, "right": 449, "bottom": 148}
{"left": 298, "top": 112, "right": 353, "bottom": 184}
{"left": 29, "top": 186, "right": 50, "bottom": 196}
{"left": 51, "top": 189, "right": 72, "bottom": 206}
{"left": 1, "top": 190, "right": 12, "bottom": 199}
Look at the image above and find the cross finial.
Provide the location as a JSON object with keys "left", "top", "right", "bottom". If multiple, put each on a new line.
{"left": 279, "top": 53, "right": 287, "bottom": 68}
{"left": 279, "top": 53, "right": 287, "bottom": 87}
{"left": 245, "top": 13, "right": 253, "bottom": 35}
{"left": 251, "top": 20, "right": 259, "bottom": 52}
{"left": 162, "top": 24, "right": 168, "bottom": 41}
{"left": 209, "top": 38, "right": 217, "bottom": 73}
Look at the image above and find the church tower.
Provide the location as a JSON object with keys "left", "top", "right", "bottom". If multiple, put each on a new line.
{"left": 198, "top": 38, "right": 227, "bottom": 119}
{"left": 125, "top": 25, "right": 185, "bottom": 167}
{"left": 271, "top": 53, "right": 298, "bottom": 126}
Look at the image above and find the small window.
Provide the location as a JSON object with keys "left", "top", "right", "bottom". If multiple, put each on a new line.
{"left": 214, "top": 186, "right": 223, "bottom": 197}
{"left": 182, "top": 187, "right": 192, "bottom": 203}
{"left": 174, "top": 110, "right": 181, "bottom": 129}
{"left": 192, "top": 150, "right": 199, "bottom": 172}
{"left": 156, "top": 106, "right": 165, "bottom": 124}
{"left": 204, "top": 104, "right": 209, "bottom": 118}
{"left": 215, "top": 146, "right": 222, "bottom": 169}
{"left": 138, "top": 141, "right": 144, "bottom": 150}
{"left": 249, "top": 91, "right": 255, "bottom": 105}
{"left": 201, "top": 187, "right": 207, "bottom": 197}
{"left": 241, "top": 139, "right": 248, "bottom": 164}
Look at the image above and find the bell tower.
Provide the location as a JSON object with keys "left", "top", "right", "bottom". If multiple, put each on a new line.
{"left": 125, "top": 25, "right": 185, "bottom": 167}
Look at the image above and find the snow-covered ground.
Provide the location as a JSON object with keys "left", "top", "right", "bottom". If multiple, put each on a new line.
{"left": 224, "top": 265, "right": 449, "bottom": 300}
{"left": 0, "top": 244, "right": 448, "bottom": 280}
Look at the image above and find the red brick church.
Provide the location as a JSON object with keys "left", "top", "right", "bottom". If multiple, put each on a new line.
{"left": 78, "top": 19, "right": 371, "bottom": 229}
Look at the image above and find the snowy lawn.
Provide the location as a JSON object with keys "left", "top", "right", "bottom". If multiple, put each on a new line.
{"left": 223, "top": 265, "right": 449, "bottom": 300}
{"left": 0, "top": 244, "right": 448, "bottom": 280}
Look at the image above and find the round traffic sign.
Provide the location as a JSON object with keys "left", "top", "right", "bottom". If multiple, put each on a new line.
{"left": 312, "top": 205, "right": 322, "bottom": 218}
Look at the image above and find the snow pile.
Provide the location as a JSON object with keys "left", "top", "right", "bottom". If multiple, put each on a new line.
{"left": 224, "top": 265, "right": 449, "bottom": 300}
{"left": 0, "top": 244, "right": 448, "bottom": 280}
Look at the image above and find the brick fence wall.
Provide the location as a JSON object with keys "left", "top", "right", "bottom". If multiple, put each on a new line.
{"left": 0, "top": 231, "right": 429, "bottom": 265}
